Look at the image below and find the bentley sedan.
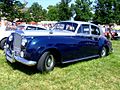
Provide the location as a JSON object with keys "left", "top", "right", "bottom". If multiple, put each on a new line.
{"left": 4, "top": 21, "right": 113, "bottom": 73}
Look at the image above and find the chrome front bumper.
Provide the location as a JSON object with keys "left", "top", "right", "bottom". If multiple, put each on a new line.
{"left": 5, "top": 50, "right": 37, "bottom": 66}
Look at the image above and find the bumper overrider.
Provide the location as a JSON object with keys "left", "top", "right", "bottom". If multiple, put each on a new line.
{"left": 4, "top": 48, "right": 37, "bottom": 66}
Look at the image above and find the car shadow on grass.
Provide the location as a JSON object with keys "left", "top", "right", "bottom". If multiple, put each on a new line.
{"left": 6, "top": 57, "right": 100, "bottom": 75}
{"left": 7, "top": 61, "right": 40, "bottom": 75}
{"left": 56, "top": 57, "right": 99, "bottom": 68}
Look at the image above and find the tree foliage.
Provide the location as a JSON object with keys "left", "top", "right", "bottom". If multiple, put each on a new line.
{"left": 47, "top": 0, "right": 72, "bottom": 21}
{"left": 0, "top": 0, "right": 25, "bottom": 21}
{"left": 113, "top": 0, "right": 120, "bottom": 24}
{"left": 27, "top": 2, "right": 47, "bottom": 22}
{"left": 47, "top": 5, "right": 59, "bottom": 21}
{"left": 93, "top": 0, "right": 120, "bottom": 24}
{"left": 0, "top": 0, "right": 120, "bottom": 24}
{"left": 57, "top": 0, "right": 72, "bottom": 21}
{"left": 71, "top": 0, "right": 93, "bottom": 21}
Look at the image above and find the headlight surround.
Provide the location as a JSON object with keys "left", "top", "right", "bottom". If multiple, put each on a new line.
{"left": 9, "top": 35, "right": 13, "bottom": 41}
{"left": 21, "top": 38, "right": 27, "bottom": 46}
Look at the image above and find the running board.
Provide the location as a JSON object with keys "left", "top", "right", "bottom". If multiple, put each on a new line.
{"left": 62, "top": 55, "right": 99, "bottom": 64}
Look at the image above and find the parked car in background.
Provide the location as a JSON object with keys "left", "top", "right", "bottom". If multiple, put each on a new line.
{"left": 104, "top": 29, "right": 118, "bottom": 40}
{"left": 5, "top": 21, "right": 113, "bottom": 73}
{"left": 114, "top": 30, "right": 120, "bottom": 39}
{"left": 17, "top": 24, "right": 46, "bottom": 30}
{"left": 0, "top": 24, "right": 46, "bottom": 49}
{"left": 0, "top": 26, "right": 14, "bottom": 49}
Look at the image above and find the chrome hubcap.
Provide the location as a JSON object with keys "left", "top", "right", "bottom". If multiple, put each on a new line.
{"left": 101, "top": 47, "right": 106, "bottom": 57}
{"left": 46, "top": 55, "right": 54, "bottom": 68}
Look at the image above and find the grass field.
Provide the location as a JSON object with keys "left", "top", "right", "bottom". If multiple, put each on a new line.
{"left": 0, "top": 41, "right": 120, "bottom": 90}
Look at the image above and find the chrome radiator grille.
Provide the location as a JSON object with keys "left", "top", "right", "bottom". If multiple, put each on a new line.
{"left": 13, "top": 33, "right": 22, "bottom": 55}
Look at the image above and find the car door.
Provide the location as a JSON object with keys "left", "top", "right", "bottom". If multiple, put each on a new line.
{"left": 90, "top": 25, "right": 100, "bottom": 55}
{"left": 75, "top": 24, "right": 99, "bottom": 58}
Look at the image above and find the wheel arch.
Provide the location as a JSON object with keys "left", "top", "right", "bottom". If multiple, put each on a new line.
{"left": 104, "top": 45, "right": 109, "bottom": 55}
{"left": 99, "top": 38, "right": 110, "bottom": 56}
{"left": 0, "top": 37, "right": 7, "bottom": 49}
{"left": 0, "top": 37, "right": 7, "bottom": 42}
{"left": 42, "top": 48, "right": 62, "bottom": 64}
{"left": 100, "top": 44, "right": 109, "bottom": 56}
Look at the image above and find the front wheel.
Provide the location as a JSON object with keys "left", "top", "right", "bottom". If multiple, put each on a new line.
{"left": 100, "top": 47, "right": 107, "bottom": 57}
{"left": 37, "top": 51, "right": 55, "bottom": 73}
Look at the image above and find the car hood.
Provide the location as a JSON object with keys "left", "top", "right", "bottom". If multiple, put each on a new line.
{"left": 15, "top": 29, "right": 75, "bottom": 36}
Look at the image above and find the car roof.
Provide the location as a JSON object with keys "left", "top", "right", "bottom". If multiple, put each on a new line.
{"left": 59, "top": 21, "right": 94, "bottom": 25}
{"left": 59, "top": 21, "right": 100, "bottom": 29}
{"left": 17, "top": 24, "right": 46, "bottom": 29}
{"left": 18, "top": 24, "right": 40, "bottom": 27}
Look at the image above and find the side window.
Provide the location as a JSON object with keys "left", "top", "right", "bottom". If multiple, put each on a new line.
{"left": 65, "top": 22, "right": 78, "bottom": 32}
{"left": 77, "top": 24, "right": 90, "bottom": 34}
{"left": 91, "top": 25, "right": 100, "bottom": 35}
{"left": 77, "top": 26, "right": 82, "bottom": 33}
{"left": 53, "top": 24, "right": 65, "bottom": 30}
{"left": 66, "top": 24, "right": 75, "bottom": 32}
{"left": 26, "top": 26, "right": 36, "bottom": 30}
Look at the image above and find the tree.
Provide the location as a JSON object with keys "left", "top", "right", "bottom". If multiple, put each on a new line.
{"left": 47, "top": 0, "right": 72, "bottom": 21}
{"left": 47, "top": 5, "right": 59, "bottom": 21}
{"left": 0, "top": 0, "right": 25, "bottom": 21}
{"left": 114, "top": 0, "right": 120, "bottom": 24}
{"left": 28, "top": 2, "right": 47, "bottom": 22}
{"left": 71, "top": 0, "right": 93, "bottom": 21}
{"left": 23, "top": 10, "right": 32, "bottom": 22}
{"left": 0, "top": 0, "right": 15, "bottom": 21}
{"left": 93, "top": 0, "right": 120, "bottom": 24}
{"left": 57, "top": 0, "right": 72, "bottom": 21}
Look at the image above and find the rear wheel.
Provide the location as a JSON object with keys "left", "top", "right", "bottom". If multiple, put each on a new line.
{"left": 37, "top": 51, "right": 55, "bottom": 73}
{"left": 100, "top": 47, "right": 107, "bottom": 57}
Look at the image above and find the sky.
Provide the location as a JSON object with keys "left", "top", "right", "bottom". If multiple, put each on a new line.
{"left": 19, "top": 0, "right": 75, "bottom": 9}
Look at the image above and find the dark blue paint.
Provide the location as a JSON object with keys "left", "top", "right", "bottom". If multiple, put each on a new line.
{"left": 20, "top": 35, "right": 112, "bottom": 63}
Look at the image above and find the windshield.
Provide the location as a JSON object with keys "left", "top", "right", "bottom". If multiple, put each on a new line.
{"left": 52, "top": 22, "right": 78, "bottom": 32}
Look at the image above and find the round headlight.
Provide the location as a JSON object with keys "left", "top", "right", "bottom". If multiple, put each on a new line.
{"left": 9, "top": 35, "right": 13, "bottom": 41}
{"left": 22, "top": 38, "right": 27, "bottom": 46}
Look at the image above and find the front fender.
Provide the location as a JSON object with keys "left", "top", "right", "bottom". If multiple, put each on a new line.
{"left": 25, "top": 36, "right": 55, "bottom": 62}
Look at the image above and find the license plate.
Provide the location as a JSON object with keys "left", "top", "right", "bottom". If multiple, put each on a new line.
{"left": 6, "top": 56, "right": 14, "bottom": 63}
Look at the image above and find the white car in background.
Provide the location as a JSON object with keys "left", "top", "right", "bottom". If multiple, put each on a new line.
{"left": 17, "top": 24, "right": 46, "bottom": 30}
{"left": 0, "top": 24, "right": 46, "bottom": 49}
{"left": 0, "top": 26, "right": 14, "bottom": 49}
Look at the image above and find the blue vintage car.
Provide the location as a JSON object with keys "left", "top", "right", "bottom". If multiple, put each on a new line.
{"left": 5, "top": 21, "right": 113, "bottom": 72}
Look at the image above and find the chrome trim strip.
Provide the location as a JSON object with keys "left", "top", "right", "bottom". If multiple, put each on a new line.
{"left": 6, "top": 50, "right": 37, "bottom": 66}
{"left": 6, "top": 50, "right": 13, "bottom": 57}
{"left": 62, "top": 55, "right": 99, "bottom": 64}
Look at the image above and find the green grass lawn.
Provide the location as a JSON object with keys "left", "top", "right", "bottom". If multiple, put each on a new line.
{"left": 0, "top": 41, "right": 120, "bottom": 90}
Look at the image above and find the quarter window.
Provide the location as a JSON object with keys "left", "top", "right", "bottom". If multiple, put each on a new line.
{"left": 78, "top": 24, "right": 90, "bottom": 34}
{"left": 91, "top": 25, "right": 100, "bottom": 35}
